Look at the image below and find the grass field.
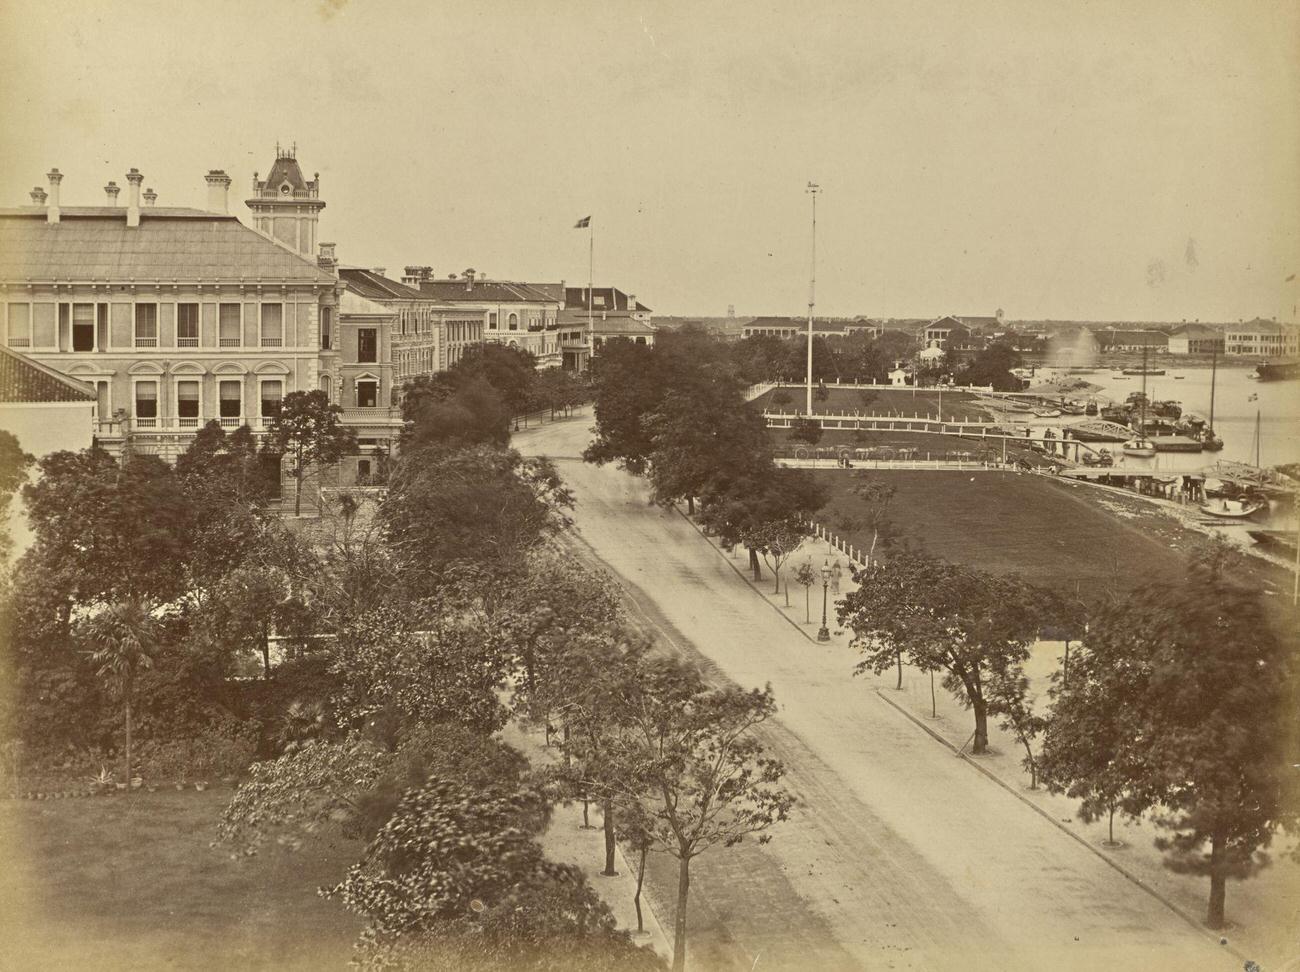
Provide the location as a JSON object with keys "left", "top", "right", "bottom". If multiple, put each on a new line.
{"left": 811, "top": 470, "right": 1198, "bottom": 594}
{"left": 751, "top": 385, "right": 994, "bottom": 422}
{"left": 1, "top": 789, "right": 361, "bottom": 971}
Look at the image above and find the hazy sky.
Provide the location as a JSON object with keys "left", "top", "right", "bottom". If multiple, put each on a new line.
{"left": 1, "top": 0, "right": 1296, "bottom": 321}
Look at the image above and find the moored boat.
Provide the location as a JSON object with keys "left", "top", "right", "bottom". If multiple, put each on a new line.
{"left": 1123, "top": 437, "right": 1157, "bottom": 458}
{"left": 1200, "top": 499, "right": 1265, "bottom": 519}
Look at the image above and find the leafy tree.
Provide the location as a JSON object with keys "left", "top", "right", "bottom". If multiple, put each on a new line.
{"left": 266, "top": 389, "right": 357, "bottom": 517}
{"left": 0, "top": 430, "right": 33, "bottom": 565}
{"left": 696, "top": 468, "right": 825, "bottom": 581}
{"left": 604, "top": 659, "right": 794, "bottom": 972}
{"left": 837, "top": 552, "right": 1043, "bottom": 753}
{"left": 741, "top": 518, "right": 807, "bottom": 598}
{"left": 23, "top": 449, "right": 194, "bottom": 604}
{"left": 851, "top": 478, "right": 896, "bottom": 566}
{"left": 381, "top": 445, "right": 572, "bottom": 583}
{"left": 1039, "top": 565, "right": 1299, "bottom": 928}
{"left": 958, "top": 341, "right": 1022, "bottom": 391}
{"left": 986, "top": 667, "right": 1047, "bottom": 788}
{"left": 529, "top": 367, "right": 587, "bottom": 417}
{"left": 794, "top": 560, "right": 817, "bottom": 623}
{"left": 326, "top": 777, "right": 661, "bottom": 970}
{"left": 448, "top": 342, "right": 538, "bottom": 416}
{"left": 584, "top": 339, "right": 668, "bottom": 474}
{"left": 402, "top": 375, "right": 513, "bottom": 450}
{"left": 80, "top": 597, "right": 162, "bottom": 786}
{"left": 788, "top": 417, "right": 823, "bottom": 446}
{"left": 769, "top": 387, "right": 792, "bottom": 411}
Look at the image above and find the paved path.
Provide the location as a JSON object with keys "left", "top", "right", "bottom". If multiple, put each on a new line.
{"left": 517, "top": 414, "right": 1231, "bottom": 972}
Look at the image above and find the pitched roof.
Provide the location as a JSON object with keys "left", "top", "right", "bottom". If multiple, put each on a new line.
{"left": 0, "top": 211, "right": 336, "bottom": 283}
{"left": 591, "top": 316, "right": 658, "bottom": 337}
{"left": 0, "top": 345, "right": 95, "bottom": 402}
{"left": 1169, "top": 323, "right": 1222, "bottom": 337}
{"left": 340, "top": 266, "right": 431, "bottom": 301}
{"left": 416, "top": 279, "right": 558, "bottom": 304}
{"left": 1097, "top": 329, "right": 1169, "bottom": 344}
{"left": 1231, "top": 318, "right": 1288, "bottom": 334}
{"left": 263, "top": 154, "right": 311, "bottom": 192}
{"left": 562, "top": 286, "right": 651, "bottom": 313}
{"left": 743, "top": 316, "right": 861, "bottom": 333}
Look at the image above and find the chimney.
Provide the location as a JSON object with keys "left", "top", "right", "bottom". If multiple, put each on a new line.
{"left": 464, "top": 268, "right": 476, "bottom": 293}
{"left": 46, "top": 169, "right": 62, "bottom": 224}
{"left": 372, "top": 267, "right": 386, "bottom": 278}
{"left": 125, "top": 168, "right": 143, "bottom": 227}
{"left": 402, "top": 265, "right": 433, "bottom": 287}
{"left": 317, "top": 241, "right": 337, "bottom": 272}
{"left": 204, "top": 169, "right": 231, "bottom": 213}
{"left": 104, "top": 181, "right": 120, "bottom": 206}
{"left": 143, "top": 187, "right": 158, "bottom": 207}
{"left": 626, "top": 293, "right": 636, "bottom": 311}
{"left": 30, "top": 186, "right": 47, "bottom": 206}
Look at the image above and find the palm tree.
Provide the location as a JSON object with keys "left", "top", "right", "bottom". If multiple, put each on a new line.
{"left": 83, "top": 599, "right": 160, "bottom": 788}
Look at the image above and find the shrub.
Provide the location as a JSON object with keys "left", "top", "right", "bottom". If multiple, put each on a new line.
{"left": 136, "top": 718, "right": 259, "bottom": 782}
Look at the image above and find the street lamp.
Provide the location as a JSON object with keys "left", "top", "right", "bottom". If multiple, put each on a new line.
{"left": 817, "top": 558, "right": 832, "bottom": 642}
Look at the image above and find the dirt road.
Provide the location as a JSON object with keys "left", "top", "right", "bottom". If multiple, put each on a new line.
{"left": 517, "top": 415, "right": 1229, "bottom": 972}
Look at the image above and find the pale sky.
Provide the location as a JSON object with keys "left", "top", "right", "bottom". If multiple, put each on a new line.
{"left": 1, "top": 0, "right": 1296, "bottom": 321}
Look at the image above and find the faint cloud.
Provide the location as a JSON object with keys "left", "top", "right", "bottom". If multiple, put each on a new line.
{"left": 319, "top": 0, "right": 347, "bottom": 21}
{"left": 1146, "top": 259, "right": 1166, "bottom": 287}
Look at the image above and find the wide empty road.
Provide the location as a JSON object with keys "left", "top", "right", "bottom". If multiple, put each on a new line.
{"left": 519, "top": 414, "right": 1228, "bottom": 972}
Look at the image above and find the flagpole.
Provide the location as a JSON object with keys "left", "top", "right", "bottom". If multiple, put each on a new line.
{"left": 806, "top": 182, "right": 821, "bottom": 416}
{"left": 588, "top": 219, "right": 594, "bottom": 371}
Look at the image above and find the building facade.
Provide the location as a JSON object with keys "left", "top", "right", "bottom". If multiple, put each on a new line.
{"left": 1224, "top": 319, "right": 1299, "bottom": 357}
{"left": 1166, "top": 324, "right": 1224, "bottom": 355}
{"left": 0, "top": 153, "right": 401, "bottom": 482}
{"left": 404, "top": 269, "right": 561, "bottom": 368}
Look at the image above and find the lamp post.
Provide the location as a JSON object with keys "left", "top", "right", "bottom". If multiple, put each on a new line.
{"left": 817, "top": 558, "right": 831, "bottom": 642}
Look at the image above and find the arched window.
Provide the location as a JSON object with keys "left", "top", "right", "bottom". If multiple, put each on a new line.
{"left": 508, "top": 312, "right": 519, "bottom": 331}
{"left": 319, "top": 374, "right": 332, "bottom": 401}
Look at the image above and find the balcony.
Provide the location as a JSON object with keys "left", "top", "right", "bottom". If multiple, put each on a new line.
{"left": 260, "top": 338, "right": 282, "bottom": 348}
{"left": 177, "top": 337, "right": 199, "bottom": 348}
{"left": 177, "top": 417, "right": 200, "bottom": 429}
{"left": 135, "top": 337, "right": 158, "bottom": 348}
{"left": 219, "top": 337, "right": 241, "bottom": 347}
{"left": 219, "top": 417, "right": 242, "bottom": 429}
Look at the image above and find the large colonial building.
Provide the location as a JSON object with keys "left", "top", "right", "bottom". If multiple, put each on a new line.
{"left": 401, "top": 268, "right": 561, "bottom": 368}
{"left": 1224, "top": 318, "right": 1299, "bottom": 357}
{"left": 0, "top": 151, "right": 402, "bottom": 482}
{"left": 532, "top": 285, "right": 656, "bottom": 370}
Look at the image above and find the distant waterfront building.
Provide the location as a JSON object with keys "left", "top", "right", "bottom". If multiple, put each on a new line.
{"left": 1095, "top": 328, "right": 1169, "bottom": 353}
{"left": 921, "top": 316, "right": 995, "bottom": 350}
{"left": 1166, "top": 323, "right": 1224, "bottom": 355}
{"left": 1224, "top": 318, "right": 1298, "bottom": 357}
{"left": 403, "top": 269, "right": 561, "bottom": 368}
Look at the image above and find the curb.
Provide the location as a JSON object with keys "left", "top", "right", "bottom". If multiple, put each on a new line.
{"left": 670, "top": 505, "right": 828, "bottom": 647}
{"left": 872, "top": 687, "right": 1250, "bottom": 965}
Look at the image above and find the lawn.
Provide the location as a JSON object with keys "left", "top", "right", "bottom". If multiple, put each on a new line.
{"left": 1, "top": 789, "right": 362, "bottom": 971}
{"left": 751, "top": 384, "right": 994, "bottom": 422}
{"left": 810, "top": 470, "right": 1195, "bottom": 594}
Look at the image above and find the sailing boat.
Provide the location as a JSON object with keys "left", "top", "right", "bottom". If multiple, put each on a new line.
{"left": 1123, "top": 346, "right": 1157, "bottom": 458}
{"left": 1201, "top": 348, "right": 1224, "bottom": 451}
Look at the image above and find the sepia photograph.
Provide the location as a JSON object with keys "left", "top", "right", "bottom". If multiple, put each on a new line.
{"left": 0, "top": 1, "right": 1297, "bottom": 970}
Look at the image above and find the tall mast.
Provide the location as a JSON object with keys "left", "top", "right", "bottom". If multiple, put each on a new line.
{"left": 1208, "top": 347, "right": 1217, "bottom": 431}
{"left": 805, "top": 182, "right": 820, "bottom": 416}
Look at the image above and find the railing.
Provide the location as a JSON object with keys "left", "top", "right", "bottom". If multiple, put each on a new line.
{"left": 134, "top": 417, "right": 158, "bottom": 428}
{"left": 260, "top": 337, "right": 282, "bottom": 348}
{"left": 7, "top": 338, "right": 30, "bottom": 347}
{"left": 219, "top": 417, "right": 241, "bottom": 429}
{"left": 219, "top": 337, "right": 240, "bottom": 347}
{"left": 177, "top": 337, "right": 198, "bottom": 347}
{"left": 177, "top": 417, "right": 199, "bottom": 429}
{"left": 135, "top": 337, "right": 157, "bottom": 348}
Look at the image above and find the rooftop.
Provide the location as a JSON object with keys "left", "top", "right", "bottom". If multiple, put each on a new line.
{"left": 416, "top": 278, "right": 558, "bottom": 304}
{"left": 0, "top": 210, "right": 336, "bottom": 284}
{"left": 0, "top": 345, "right": 95, "bottom": 403}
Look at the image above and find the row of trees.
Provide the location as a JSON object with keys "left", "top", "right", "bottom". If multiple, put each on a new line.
{"left": 584, "top": 328, "right": 825, "bottom": 586}
{"left": 838, "top": 544, "right": 1299, "bottom": 929}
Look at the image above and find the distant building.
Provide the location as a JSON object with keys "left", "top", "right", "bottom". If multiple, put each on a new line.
{"left": 741, "top": 317, "right": 883, "bottom": 340}
{"left": 922, "top": 316, "right": 994, "bottom": 350}
{"left": 1224, "top": 318, "right": 1298, "bottom": 357}
{"left": 1095, "top": 329, "right": 1169, "bottom": 353}
{"left": 1166, "top": 323, "right": 1224, "bottom": 355}
{"left": 0, "top": 344, "right": 95, "bottom": 456}
{"left": 405, "top": 270, "right": 561, "bottom": 368}
{"left": 546, "top": 286, "right": 655, "bottom": 370}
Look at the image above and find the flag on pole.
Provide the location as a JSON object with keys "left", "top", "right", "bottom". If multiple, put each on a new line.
{"left": 574, "top": 216, "right": 591, "bottom": 229}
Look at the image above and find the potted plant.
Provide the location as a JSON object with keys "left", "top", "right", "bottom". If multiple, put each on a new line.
{"left": 89, "top": 765, "right": 115, "bottom": 795}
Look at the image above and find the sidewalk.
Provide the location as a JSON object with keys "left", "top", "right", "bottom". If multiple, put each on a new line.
{"left": 676, "top": 505, "right": 1299, "bottom": 972}
{"left": 497, "top": 722, "right": 672, "bottom": 964}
